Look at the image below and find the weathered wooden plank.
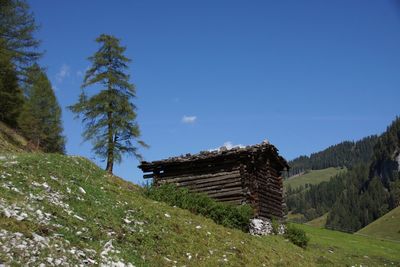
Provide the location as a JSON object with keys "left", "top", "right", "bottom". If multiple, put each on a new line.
{"left": 259, "top": 204, "right": 284, "bottom": 215}
{"left": 257, "top": 183, "right": 282, "bottom": 193}
{"left": 182, "top": 176, "right": 242, "bottom": 189}
{"left": 264, "top": 193, "right": 284, "bottom": 202}
{"left": 176, "top": 173, "right": 241, "bottom": 187}
{"left": 158, "top": 175, "right": 241, "bottom": 189}
{"left": 264, "top": 188, "right": 284, "bottom": 197}
{"left": 259, "top": 203, "right": 284, "bottom": 214}
{"left": 189, "top": 181, "right": 243, "bottom": 193}
{"left": 201, "top": 186, "right": 243, "bottom": 195}
{"left": 157, "top": 170, "right": 240, "bottom": 184}
{"left": 258, "top": 196, "right": 284, "bottom": 207}
{"left": 159, "top": 159, "right": 242, "bottom": 174}
{"left": 207, "top": 188, "right": 244, "bottom": 199}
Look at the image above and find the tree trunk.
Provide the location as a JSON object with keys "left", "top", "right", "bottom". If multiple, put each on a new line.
{"left": 105, "top": 111, "right": 114, "bottom": 174}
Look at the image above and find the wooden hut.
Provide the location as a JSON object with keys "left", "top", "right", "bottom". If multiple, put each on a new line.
{"left": 138, "top": 141, "right": 289, "bottom": 219}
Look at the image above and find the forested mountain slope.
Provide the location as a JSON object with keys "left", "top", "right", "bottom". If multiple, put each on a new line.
{"left": 327, "top": 117, "right": 400, "bottom": 232}
{"left": 288, "top": 135, "right": 378, "bottom": 177}
{"left": 287, "top": 117, "right": 400, "bottom": 233}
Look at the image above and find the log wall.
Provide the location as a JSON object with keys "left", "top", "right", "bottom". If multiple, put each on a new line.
{"left": 153, "top": 162, "right": 248, "bottom": 205}
{"left": 139, "top": 142, "right": 288, "bottom": 220}
{"left": 254, "top": 161, "right": 285, "bottom": 219}
{"left": 149, "top": 158, "right": 285, "bottom": 219}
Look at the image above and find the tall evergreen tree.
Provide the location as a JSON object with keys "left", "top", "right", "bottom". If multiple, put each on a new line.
{"left": 18, "top": 64, "right": 65, "bottom": 153}
{"left": 0, "top": 0, "right": 41, "bottom": 75}
{"left": 0, "top": 0, "right": 41, "bottom": 127}
{"left": 69, "top": 34, "right": 147, "bottom": 174}
{"left": 0, "top": 38, "right": 24, "bottom": 127}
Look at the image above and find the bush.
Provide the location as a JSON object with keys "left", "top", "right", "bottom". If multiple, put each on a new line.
{"left": 284, "top": 224, "right": 309, "bottom": 248}
{"left": 271, "top": 218, "right": 282, "bottom": 234}
{"left": 143, "top": 184, "right": 253, "bottom": 231}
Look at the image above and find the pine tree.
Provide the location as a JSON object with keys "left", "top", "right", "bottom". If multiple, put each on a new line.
{"left": 0, "top": 0, "right": 41, "bottom": 75}
{"left": 18, "top": 64, "right": 65, "bottom": 153}
{"left": 0, "top": 38, "right": 24, "bottom": 127}
{"left": 69, "top": 34, "right": 147, "bottom": 174}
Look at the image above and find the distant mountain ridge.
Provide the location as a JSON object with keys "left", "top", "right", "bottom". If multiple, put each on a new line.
{"left": 287, "top": 117, "right": 400, "bottom": 233}
{"left": 288, "top": 135, "right": 379, "bottom": 177}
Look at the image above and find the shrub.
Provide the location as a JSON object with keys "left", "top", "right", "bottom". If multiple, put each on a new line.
{"left": 284, "top": 224, "right": 309, "bottom": 248}
{"left": 143, "top": 184, "right": 253, "bottom": 231}
{"left": 271, "top": 218, "right": 280, "bottom": 234}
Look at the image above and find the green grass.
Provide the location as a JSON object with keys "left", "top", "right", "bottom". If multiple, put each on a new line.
{"left": 1, "top": 125, "right": 399, "bottom": 266}
{"left": 284, "top": 167, "right": 346, "bottom": 190}
{"left": 1, "top": 153, "right": 399, "bottom": 266}
{"left": 357, "top": 206, "right": 400, "bottom": 242}
{"left": 306, "top": 213, "right": 329, "bottom": 228}
{"left": 297, "top": 223, "right": 400, "bottom": 266}
{"left": 0, "top": 152, "right": 318, "bottom": 266}
{"left": 0, "top": 121, "right": 29, "bottom": 152}
{"left": 287, "top": 212, "right": 306, "bottom": 223}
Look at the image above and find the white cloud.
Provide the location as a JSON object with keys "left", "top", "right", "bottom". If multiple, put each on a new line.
{"left": 56, "top": 64, "right": 70, "bottom": 83}
{"left": 182, "top": 115, "right": 197, "bottom": 124}
{"left": 223, "top": 141, "right": 245, "bottom": 150}
{"left": 209, "top": 141, "right": 245, "bottom": 152}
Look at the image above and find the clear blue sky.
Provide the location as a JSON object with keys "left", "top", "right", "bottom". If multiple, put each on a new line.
{"left": 29, "top": 1, "right": 400, "bottom": 184}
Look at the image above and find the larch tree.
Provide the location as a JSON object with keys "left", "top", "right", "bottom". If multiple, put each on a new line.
{"left": 0, "top": 38, "right": 24, "bottom": 127}
{"left": 0, "top": 0, "right": 41, "bottom": 75}
{"left": 69, "top": 34, "right": 147, "bottom": 174}
{"left": 18, "top": 64, "right": 65, "bottom": 153}
{"left": 0, "top": 0, "right": 41, "bottom": 127}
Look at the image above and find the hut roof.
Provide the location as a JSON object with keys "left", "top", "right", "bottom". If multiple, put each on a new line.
{"left": 138, "top": 140, "right": 289, "bottom": 173}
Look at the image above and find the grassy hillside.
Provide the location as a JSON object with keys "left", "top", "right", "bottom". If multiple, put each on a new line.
{"left": 0, "top": 126, "right": 399, "bottom": 266}
{"left": 356, "top": 206, "right": 400, "bottom": 242}
{"left": 1, "top": 153, "right": 399, "bottom": 266}
{"left": 0, "top": 152, "right": 318, "bottom": 266}
{"left": 0, "top": 122, "right": 29, "bottom": 152}
{"left": 296, "top": 224, "right": 400, "bottom": 266}
{"left": 305, "top": 213, "right": 329, "bottom": 228}
{"left": 284, "top": 167, "right": 345, "bottom": 190}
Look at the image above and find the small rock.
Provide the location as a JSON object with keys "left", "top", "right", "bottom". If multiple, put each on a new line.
{"left": 42, "top": 182, "right": 49, "bottom": 189}
{"left": 4, "top": 209, "right": 11, "bottom": 218}
{"left": 32, "top": 233, "right": 47, "bottom": 243}
{"left": 78, "top": 187, "right": 86, "bottom": 194}
{"left": 73, "top": 214, "right": 85, "bottom": 221}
